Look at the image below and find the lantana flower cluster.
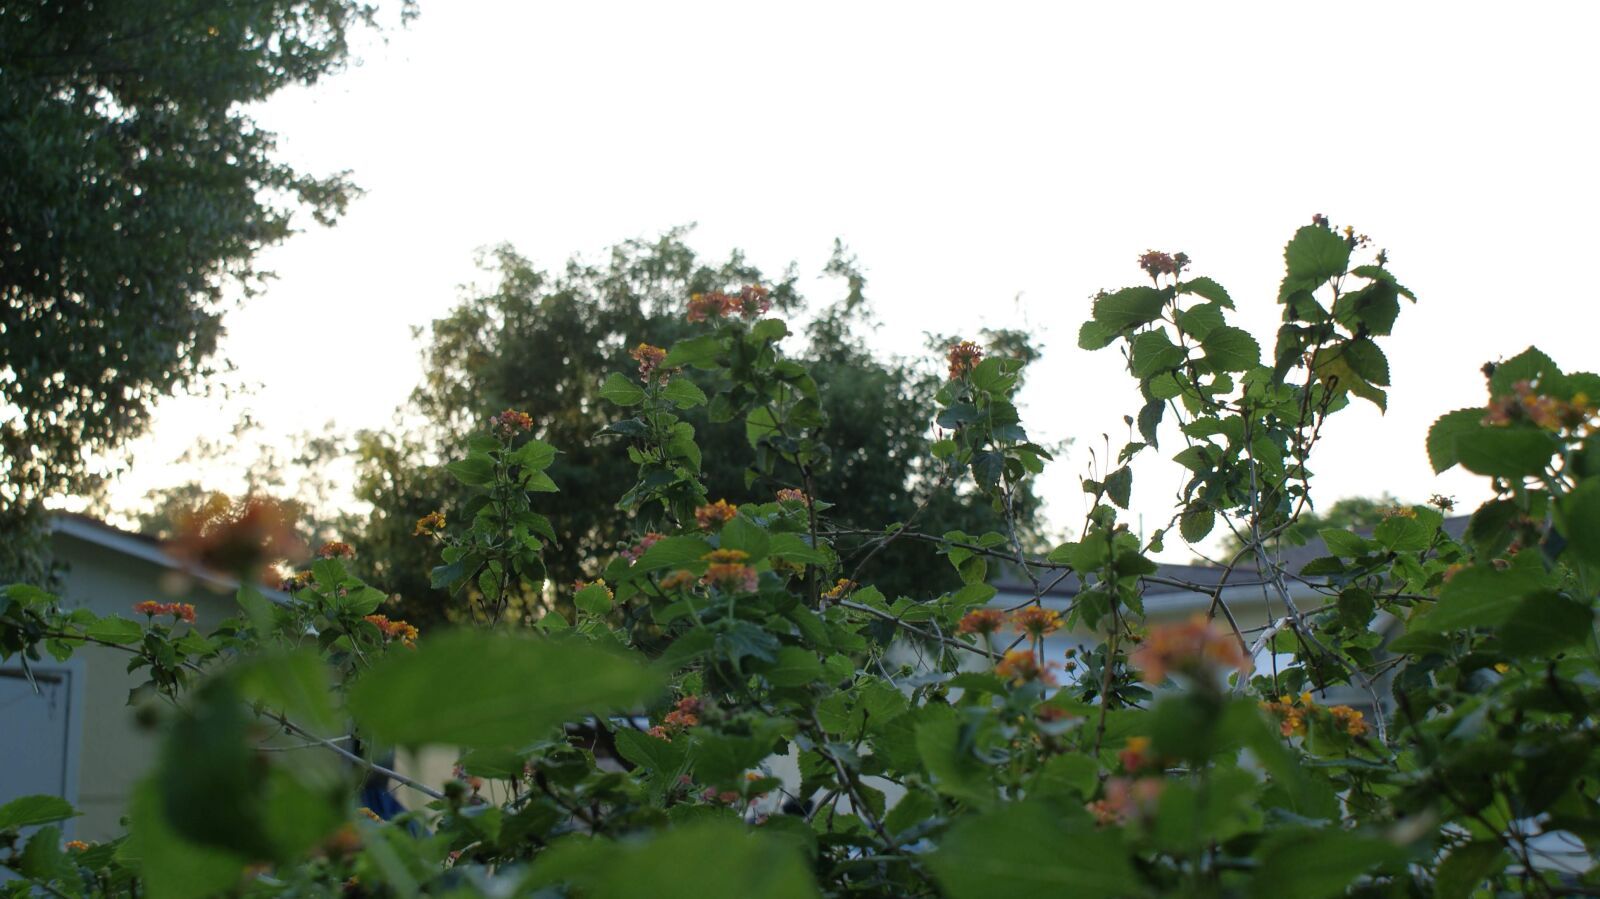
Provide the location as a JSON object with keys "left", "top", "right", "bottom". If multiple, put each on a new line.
{"left": 629, "top": 343, "right": 672, "bottom": 384}
{"left": 1483, "top": 380, "right": 1596, "bottom": 433}
{"left": 318, "top": 541, "right": 355, "bottom": 559}
{"left": 490, "top": 409, "right": 533, "bottom": 438}
{"left": 363, "top": 614, "right": 419, "bottom": 649}
{"left": 956, "top": 606, "right": 1061, "bottom": 638}
{"left": 1136, "top": 250, "right": 1190, "bottom": 281}
{"left": 1131, "top": 615, "right": 1251, "bottom": 685}
{"left": 1260, "top": 692, "right": 1368, "bottom": 738}
{"left": 694, "top": 499, "right": 738, "bottom": 530}
{"left": 413, "top": 511, "right": 446, "bottom": 536}
{"left": 686, "top": 285, "right": 771, "bottom": 322}
{"left": 133, "top": 601, "right": 197, "bottom": 623}
{"left": 701, "top": 549, "right": 757, "bottom": 593}
{"left": 648, "top": 695, "right": 703, "bottom": 741}
{"left": 621, "top": 532, "right": 663, "bottom": 563}
{"left": 946, "top": 340, "right": 983, "bottom": 380}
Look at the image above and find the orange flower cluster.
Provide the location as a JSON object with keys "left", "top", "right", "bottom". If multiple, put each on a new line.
{"left": 1381, "top": 505, "right": 1417, "bottom": 520}
{"left": 995, "top": 649, "right": 1058, "bottom": 685}
{"left": 686, "top": 285, "right": 772, "bottom": 322}
{"left": 168, "top": 494, "right": 304, "bottom": 577}
{"left": 621, "top": 532, "right": 663, "bottom": 563}
{"left": 491, "top": 409, "right": 534, "bottom": 437}
{"left": 133, "top": 601, "right": 196, "bottom": 623}
{"left": 317, "top": 541, "right": 355, "bottom": 560}
{"left": 694, "top": 499, "right": 738, "bottom": 530}
{"left": 1131, "top": 615, "right": 1251, "bottom": 684}
{"left": 650, "top": 696, "right": 704, "bottom": 740}
{"left": 1088, "top": 776, "right": 1165, "bottom": 827}
{"left": 629, "top": 343, "right": 671, "bottom": 384}
{"left": 363, "top": 614, "right": 419, "bottom": 649}
{"left": 1136, "top": 250, "right": 1189, "bottom": 280}
{"left": 1260, "top": 692, "right": 1368, "bottom": 738}
{"left": 413, "top": 511, "right": 446, "bottom": 536}
{"left": 659, "top": 570, "right": 697, "bottom": 590}
{"left": 1118, "top": 736, "right": 1153, "bottom": 773}
{"left": 1483, "top": 381, "right": 1596, "bottom": 433}
{"left": 957, "top": 608, "right": 1006, "bottom": 636}
{"left": 1330, "top": 705, "right": 1368, "bottom": 736}
{"left": 357, "top": 807, "right": 383, "bottom": 822}
{"left": 65, "top": 840, "right": 90, "bottom": 852}
{"left": 1012, "top": 607, "right": 1062, "bottom": 638}
{"left": 704, "top": 559, "right": 758, "bottom": 588}
{"left": 776, "top": 487, "right": 811, "bottom": 506}
{"left": 946, "top": 340, "right": 983, "bottom": 380}
{"left": 821, "top": 578, "right": 856, "bottom": 601}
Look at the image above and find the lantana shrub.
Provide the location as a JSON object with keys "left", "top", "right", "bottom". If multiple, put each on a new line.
{"left": 5, "top": 219, "right": 1600, "bottom": 898}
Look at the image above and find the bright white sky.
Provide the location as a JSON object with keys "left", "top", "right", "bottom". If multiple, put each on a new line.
{"left": 100, "top": 2, "right": 1600, "bottom": 559}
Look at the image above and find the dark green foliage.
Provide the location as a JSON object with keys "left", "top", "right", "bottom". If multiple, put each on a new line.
{"left": 0, "top": 0, "right": 408, "bottom": 580}
{"left": 348, "top": 235, "right": 1042, "bottom": 624}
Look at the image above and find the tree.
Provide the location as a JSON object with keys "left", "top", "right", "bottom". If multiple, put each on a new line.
{"left": 0, "top": 0, "right": 411, "bottom": 582}
{"left": 342, "top": 233, "right": 1045, "bottom": 624}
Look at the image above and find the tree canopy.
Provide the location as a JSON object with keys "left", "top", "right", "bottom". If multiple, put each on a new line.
{"left": 0, "top": 0, "right": 409, "bottom": 581}
{"left": 338, "top": 232, "right": 1046, "bottom": 624}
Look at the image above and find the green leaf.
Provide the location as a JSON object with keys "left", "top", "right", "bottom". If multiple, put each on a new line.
{"left": 761, "top": 646, "right": 823, "bottom": 687}
{"left": 1490, "top": 346, "right": 1562, "bottom": 399}
{"left": 1455, "top": 426, "right": 1557, "bottom": 478}
{"left": 1281, "top": 225, "right": 1350, "bottom": 294}
{"left": 0, "top": 794, "right": 77, "bottom": 830}
{"left": 631, "top": 536, "right": 716, "bottom": 576}
{"left": 745, "top": 406, "right": 780, "bottom": 448}
{"left": 1434, "top": 840, "right": 1509, "bottom": 899}
{"left": 1426, "top": 408, "right": 1485, "bottom": 473}
{"left": 664, "top": 334, "right": 724, "bottom": 370}
{"left": 1103, "top": 466, "right": 1132, "bottom": 510}
{"left": 232, "top": 650, "right": 338, "bottom": 736}
{"left": 661, "top": 377, "right": 708, "bottom": 409}
{"left": 1201, "top": 325, "right": 1261, "bottom": 372}
{"left": 915, "top": 707, "right": 994, "bottom": 806}
{"left": 511, "top": 438, "right": 558, "bottom": 471}
{"left": 719, "top": 515, "right": 770, "bottom": 561}
{"left": 128, "top": 780, "right": 251, "bottom": 899}
{"left": 575, "top": 583, "right": 614, "bottom": 614}
{"left": 1320, "top": 528, "right": 1373, "bottom": 558}
{"left": 86, "top": 614, "right": 144, "bottom": 644}
{"left": 1418, "top": 555, "right": 1552, "bottom": 631}
{"left": 1340, "top": 336, "right": 1390, "bottom": 386}
{"left": 1559, "top": 478, "right": 1600, "bottom": 567}
{"left": 527, "top": 820, "right": 820, "bottom": 899}
{"left": 347, "top": 632, "right": 663, "bottom": 749}
{"left": 750, "top": 318, "right": 789, "bottom": 342}
{"left": 927, "top": 800, "right": 1137, "bottom": 899}
{"left": 1495, "top": 591, "right": 1594, "bottom": 657}
{"left": 1091, "top": 286, "right": 1167, "bottom": 331}
{"left": 1175, "top": 302, "right": 1225, "bottom": 339}
{"left": 1078, "top": 320, "right": 1118, "bottom": 350}
{"left": 613, "top": 728, "right": 688, "bottom": 776}
{"left": 768, "top": 533, "right": 828, "bottom": 566}
{"left": 1373, "top": 514, "right": 1433, "bottom": 552}
{"left": 1177, "top": 276, "right": 1234, "bottom": 308}
{"left": 1130, "top": 330, "right": 1185, "bottom": 378}
{"left": 445, "top": 455, "right": 495, "bottom": 487}
{"left": 599, "top": 372, "right": 647, "bottom": 406}
{"left": 1248, "top": 827, "right": 1402, "bottom": 899}
{"left": 1180, "top": 504, "right": 1215, "bottom": 543}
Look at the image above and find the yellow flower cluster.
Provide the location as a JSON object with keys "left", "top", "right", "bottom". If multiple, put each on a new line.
{"left": 694, "top": 499, "right": 738, "bottom": 530}
{"left": 413, "top": 511, "right": 446, "bottom": 536}
{"left": 363, "top": 614, "right": 419, "bottom": 649}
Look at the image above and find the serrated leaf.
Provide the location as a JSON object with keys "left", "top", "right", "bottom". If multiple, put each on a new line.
{"left": 1426, "top": 408, "right": 1485, "bottom": 473}
{"left": 87, "top": 614, "right": 145, "bottom": 644}
{"left": 663, "top": 334, "right": 724, "bottom": 369}
{"left": 1281, "top": 225, "right": 1350, "bottom": 294}
{"left": 1177, "top": 276, "right": 1234, "bottom": 308}
{"left": 599, "top": 372, "right": 647, "bottom": 407}
{"left": 661, "top": 378, "right": 708, "bottom": 409}
{"left": 1200, "top": 326, "right": 1260, "bottom": 372}
{"left": 0, "top": 794, "right": 77, "bottom": 830}
{"left": 1092, "top": 286, "right": 1167, "bottom": 331}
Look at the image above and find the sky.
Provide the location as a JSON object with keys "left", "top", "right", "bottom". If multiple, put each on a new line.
{"left": 100, "top": 1, "right": 1600, "bottom": 558}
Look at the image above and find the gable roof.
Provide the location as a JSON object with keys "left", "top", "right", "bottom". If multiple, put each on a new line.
{"left": 49, "top": 512, "right": 292, "bottom": 603}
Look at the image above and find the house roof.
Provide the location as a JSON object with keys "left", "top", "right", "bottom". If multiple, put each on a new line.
{"left": 992, "top": 515, "right": 1473, "bottom": 605}
{"left": 49, "top": 512, "right": 291, "bottom": 603}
